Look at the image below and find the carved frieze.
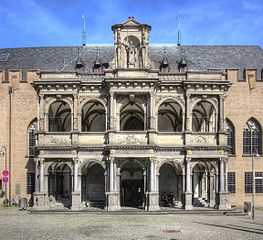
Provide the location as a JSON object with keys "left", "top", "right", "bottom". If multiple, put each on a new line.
{"left": 46, "top": 136, "right": 71, "bottom": 146}
{"left": 190, "top": 135, "right": 216, "bottom": 145}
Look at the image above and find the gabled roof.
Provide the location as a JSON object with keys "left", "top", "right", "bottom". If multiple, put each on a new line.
{"left": 0, "top": 45, "right": 263, "bottom": 79}
{"left": 121, "top": 17, "right": 142, "bottom": 27}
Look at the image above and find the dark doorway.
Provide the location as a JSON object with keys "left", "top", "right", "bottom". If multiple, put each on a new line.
{"left": 121, "top": 179, "right": 144, "bottom": 207}
{"left": 120, "top": 159, "right": 145, "bottom": 208}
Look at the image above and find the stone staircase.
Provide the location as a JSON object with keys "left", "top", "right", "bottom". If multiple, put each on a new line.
{"left": 193, "top": 197, "right": 208, "bottom": 207}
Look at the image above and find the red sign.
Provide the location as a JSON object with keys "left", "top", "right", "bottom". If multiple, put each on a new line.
{"left": 3, "top": 170, "right": 9, "bottom": 176}
{"left": 3, "top": 177, "right": 8, "bottom": 183}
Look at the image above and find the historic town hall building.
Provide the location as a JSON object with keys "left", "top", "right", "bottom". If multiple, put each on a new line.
{"left": 0, "top": 18, "right": 263, "bottom": 210}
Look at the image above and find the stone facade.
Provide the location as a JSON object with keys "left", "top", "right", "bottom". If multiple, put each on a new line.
{"left": 0, "top": 17, "right": 263, "bottom": 210}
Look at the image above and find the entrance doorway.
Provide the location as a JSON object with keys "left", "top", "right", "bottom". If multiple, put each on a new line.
{"left": 120, "top": 159, "right": 145, "bottom": 208}
{"left": 81, "top": 162, "right": 105, "bottom": 208}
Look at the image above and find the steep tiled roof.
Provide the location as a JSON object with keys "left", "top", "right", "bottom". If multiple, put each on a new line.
{"left": 0, "top": 45, "right": 263, "bottom": 79}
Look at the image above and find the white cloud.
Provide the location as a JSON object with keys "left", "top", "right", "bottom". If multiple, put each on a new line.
{"left": 242, "top": 0, "right": 262, "bottom": 12}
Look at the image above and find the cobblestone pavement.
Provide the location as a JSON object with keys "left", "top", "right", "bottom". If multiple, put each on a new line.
{"left": 0, "top": 208, "right": 262, "bottom": 240}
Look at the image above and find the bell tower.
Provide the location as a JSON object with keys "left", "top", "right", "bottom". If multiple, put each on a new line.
{"left": 111, "top": 17, "right": 151, "bottom": 69}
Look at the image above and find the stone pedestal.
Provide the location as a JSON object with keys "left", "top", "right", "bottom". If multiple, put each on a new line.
{"left": 218, "top": 192, "right": 231, "bottom": 210}
{"left": 209, "top": 199, "right": 215, "bottom": 208}
{"left": 184, "top": 192, "right": 193, "bottom": 210}
{"left": 33, "top": 192, "right": 47, "bottom": 210}
{"left": 71, "top": 192, "right": 81, "bottom": 210}
{"left": 147, "top": 192, "right": 160, "bottom": 211}
{"left": 107, "top": 192, "right": 121, "bottom": 211}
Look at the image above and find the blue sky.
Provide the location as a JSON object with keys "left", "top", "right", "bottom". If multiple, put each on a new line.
{"left": 0, "top": 0, "right": 262, "bottom": 48}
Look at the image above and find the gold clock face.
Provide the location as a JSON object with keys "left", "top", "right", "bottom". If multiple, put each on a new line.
{"left": 71, "top": 149, "right": 77, "bottom": 156}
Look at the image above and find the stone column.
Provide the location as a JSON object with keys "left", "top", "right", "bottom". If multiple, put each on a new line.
{"left": 220, "top": 158, "right": 225, "bottom": 192}
{"left": 34, "top": 158, "right": 39, "bottom": 193}
{"left": 71, "top": 158, "right": 81, "bottom": 210}
{"left": 209, "top": 174, "right": 215, "bottom": 207}
{"left": 219, "top": 94, "right": 225, "bottom": 132}
{"left": 39, "top": 94, "right": 45, "bottom": 131}
{"left": 184, "top": 158, "right": 193, "bottom": 210}
{"left": 107, "top": 157, "right": 120, "bottom": 211}
{"left": 109, "top": 93, "right": 117, "bottom": 130}
{"left": 147, "top": 158, "right": 159, "bottom": 211}
{"left": 40, "top": 158, "right": 44, "bottom": 192}
{"left": 149, "top": 93, "right": 155, "bottom": 130}
{"left": 185, "top": 94, "right": 190, "bottom": 131}
{"left": 73, "top": 94, "right": 78, "bottom": 131}
{"left": 33, "top": 158, "right": 46, "bottom": 209}
{"left": 219, "top": 158, "right": 231, "bottom": 210}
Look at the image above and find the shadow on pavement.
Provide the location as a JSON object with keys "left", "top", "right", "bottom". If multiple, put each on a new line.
{"left": 193, "top": 221, "right": 263, "bottom": 235}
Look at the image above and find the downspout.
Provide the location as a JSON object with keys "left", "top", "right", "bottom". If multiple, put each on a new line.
{"left": 8, "top": 86, "right": 12, "bottom": 205}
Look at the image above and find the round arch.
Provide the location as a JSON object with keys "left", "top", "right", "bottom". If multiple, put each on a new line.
{"left": 81, "top": 100, "right": 106, "bottom": 132}
{"left": 119, "top": 100, "right": 145, "bottom": 131}
{"left": 191, "top": 100, "right": 217, "bottom": 132}
{"left": 157, "top": 100, "right": 183, "bottom": 132}
{"left": 48, "top": 100, "right": 72, "bottom": 132}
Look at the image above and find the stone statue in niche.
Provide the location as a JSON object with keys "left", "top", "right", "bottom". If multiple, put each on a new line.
{"left": 125, "top": 40, "right": 137, "bottom": 68}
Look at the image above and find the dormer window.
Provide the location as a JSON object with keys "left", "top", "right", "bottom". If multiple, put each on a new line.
{"left": 160, "top": 57, "right": 170, "bottom": 73}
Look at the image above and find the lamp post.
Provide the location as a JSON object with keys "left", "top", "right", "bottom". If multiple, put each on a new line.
{"left": 0, "top": 146, "right": 8, "bottom": 208}
{"left": 252, "top": 148, "right": 259, "bottom": 219}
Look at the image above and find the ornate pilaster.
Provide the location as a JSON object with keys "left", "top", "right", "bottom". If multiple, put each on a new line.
{"left": 185, "top": 94, "right": 190, "bottom": 131}
{"left": 33, "top": 158, "right": 47, "bottom": 209}
{"left": 107, "top": 157, "right": 120, "bottom": 211}
{"left": 218, "top": 158, "right": 231, "bottom": 210}
{"left": 147, "top": 158, "right": 159, "bottom": 211}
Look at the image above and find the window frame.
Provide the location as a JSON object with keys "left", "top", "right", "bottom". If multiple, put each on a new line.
{"left": 227, "top": 172, "right": 236, "bottom": 193}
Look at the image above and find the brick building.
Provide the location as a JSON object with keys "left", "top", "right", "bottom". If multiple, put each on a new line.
{"left": 0, "top": 17, "right": 263, "bottom": 210}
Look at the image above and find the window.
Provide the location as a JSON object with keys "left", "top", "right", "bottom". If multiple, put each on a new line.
{"left": 245, "top": 172, "right": 252, "bottom": 193}
{"left": 228, "top": 172, "right": 236, "bottom": 193}
{"left": 255, "top": 172, "right": 263, "bottom": 193}
{"left": 226, "top": 120, "right": 235, "bottom": 155}
{"left": 27, "top": 173, "right": 35, "bottom": 194}
{"left": 245, "top": 172, "right": 263, "bottom": 194}
{"left": 28, "top": 121, "right": 37, "bottom": 156}
{"left": 243, "top": 119, "right": 261, "bottom": 155}
{"left": 0, "top": 180, "right": 2, "bottom": 190}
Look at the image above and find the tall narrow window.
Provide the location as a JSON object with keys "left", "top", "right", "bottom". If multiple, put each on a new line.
{"left": 245, "top": 172, "right": 252, "bottom": 193}
{"left": 255, "top": 172, "right": 263, "bottom": 193}
{"left": 27, "top": 173, "right": 35, "bottom": 194}
{"left": 28, "top": 120, "right": 37, "bottom": 156}
{"left": 227, "top": 172, "right": 236, "bottom": 193}
{"left": 243, "top": 119, "right": 261, "bottom": 155}
{"left": 226, "top": 120, "right": 235, "bottom": 155}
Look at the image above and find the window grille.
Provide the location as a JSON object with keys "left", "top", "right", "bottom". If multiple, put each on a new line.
{"left": 28, "top": 121, "right": 37, "bottom": 156}
{"left": 227, "top": 172, "right": 236, "bottom": 193}
{"left": 27, "top": 173, "right": 35, "bottom": 194}
{"left": 245, "top": 172, "right": 252, "bottom": 193}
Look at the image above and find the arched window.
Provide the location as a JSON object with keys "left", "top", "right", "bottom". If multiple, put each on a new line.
{"left": 48, "top": 101, "right": 71, "bottom": 132}
{"left": 192, "top": 101, "right": 216, "bottom": 132}
{"left": 158, "top": 100, "right": 182, "bottom": 132}
{"left": 226, "top": 119, "right": 235, "bottom": 155}
{"left": 243, "top": 119, "right": 262, "bottom": 155}
{"left": 82, "top": 101, "right": 106, "bottom": 132}
{"left": 28, "top": 120, "right": 37, "bottom": 156}
{"left": 120, "top": 101, "right": 144, "bottom": 131}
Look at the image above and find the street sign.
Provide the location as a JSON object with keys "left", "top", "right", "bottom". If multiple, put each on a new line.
{"left": 3, "top": 177, "right": 8, "bottom": 183}
{"left": 3, "top": 170, "right": 9, "bottom": 176}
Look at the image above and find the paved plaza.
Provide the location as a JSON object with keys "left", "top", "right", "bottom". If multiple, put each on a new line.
{"left": 0, "top": 208, "right": 262, "bottom": 240}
